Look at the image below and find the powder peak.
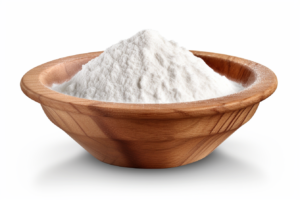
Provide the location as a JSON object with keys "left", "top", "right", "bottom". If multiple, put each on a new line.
{"left": 52, "top": 30, "right": 243, "bottom": 103}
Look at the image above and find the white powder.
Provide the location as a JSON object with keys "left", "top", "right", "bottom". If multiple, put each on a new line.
{"left": 52, "top": 30, "right": 244, "bottom": 103}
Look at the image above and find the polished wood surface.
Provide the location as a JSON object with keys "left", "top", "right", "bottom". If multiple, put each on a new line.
{"left": 21, "top": 51, "right": 277, "bottom": 168}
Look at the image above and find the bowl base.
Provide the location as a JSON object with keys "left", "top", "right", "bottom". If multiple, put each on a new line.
{"left": 66, "top": 130, "right": 236, "bottom": 169}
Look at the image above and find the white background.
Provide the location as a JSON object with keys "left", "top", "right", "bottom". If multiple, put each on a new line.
{"left": 1, "top": 0, "right": 299, "bottom": 199}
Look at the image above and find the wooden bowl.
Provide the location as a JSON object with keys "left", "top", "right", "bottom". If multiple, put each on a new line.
{"left": 21, "top": 51, "right": 277, "bottom": 168}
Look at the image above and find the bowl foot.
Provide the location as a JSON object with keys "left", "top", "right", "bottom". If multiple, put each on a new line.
{"left": 66, "top": 130, "right": 236, "bottom": 169}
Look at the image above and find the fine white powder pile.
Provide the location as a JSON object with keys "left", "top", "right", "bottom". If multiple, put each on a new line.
{"left": 52, "top": 30, "right": 244, "bottom": 103}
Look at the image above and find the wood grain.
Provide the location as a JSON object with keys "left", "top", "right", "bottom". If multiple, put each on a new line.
{"left": 21, "top": 51, "right": 277, "bottom": 168}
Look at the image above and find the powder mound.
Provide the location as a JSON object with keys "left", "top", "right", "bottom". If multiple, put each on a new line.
{"left": 52, "top": 30, "right": 244, "bottom": 103}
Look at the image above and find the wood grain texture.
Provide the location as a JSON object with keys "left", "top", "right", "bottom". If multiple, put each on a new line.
{"left": 21, "top": 51, "right": 277, "bottom": 168}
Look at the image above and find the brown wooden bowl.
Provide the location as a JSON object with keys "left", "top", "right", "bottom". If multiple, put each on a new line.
{"left": 21, "top": 51, "right": 277, "bottom": 168}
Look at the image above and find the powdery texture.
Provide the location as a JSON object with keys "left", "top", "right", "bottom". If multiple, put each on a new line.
{"left": 52, "top": 30, "right": 244, "bottom": 103}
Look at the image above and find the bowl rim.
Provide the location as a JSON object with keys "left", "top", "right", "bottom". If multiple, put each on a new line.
{"left": 20, "top": 51, "right": 277, "bottom": 119}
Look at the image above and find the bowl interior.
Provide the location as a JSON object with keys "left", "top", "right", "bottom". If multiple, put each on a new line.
{"left": 198, "top": 53, "right": 256, "bottom": 87}
{"left": 40, "top": 52, "right": 256, "bottom": 88}
{"left": 40, "top": 57, "right": 93, "bottom": 87}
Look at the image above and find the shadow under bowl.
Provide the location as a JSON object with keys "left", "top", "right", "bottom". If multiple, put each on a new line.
{"left": 21, "top": 51, "right": 277, "bottom": 168}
